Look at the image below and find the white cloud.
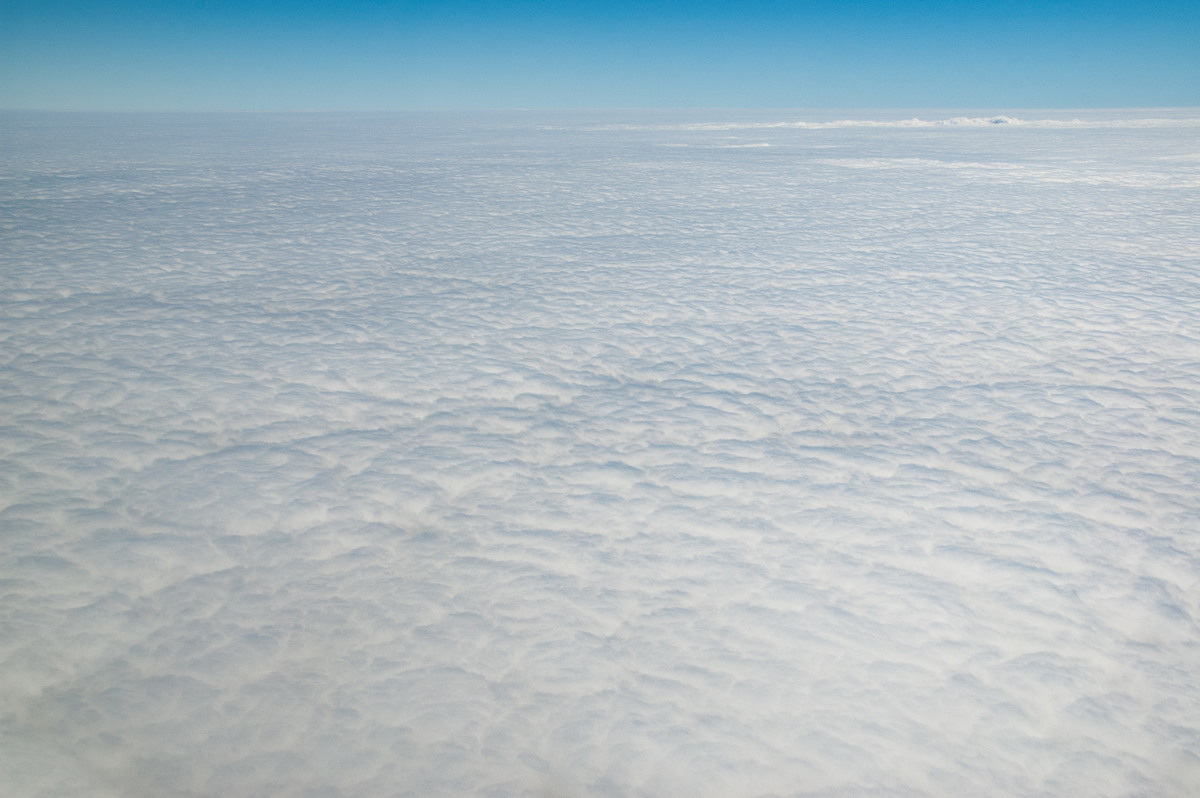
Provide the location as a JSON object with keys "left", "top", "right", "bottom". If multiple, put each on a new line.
{"left": 2, "top": 109, "right": 1199, "bottom": 797}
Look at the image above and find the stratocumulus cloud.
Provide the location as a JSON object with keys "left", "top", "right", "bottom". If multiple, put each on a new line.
{"left": 1, "top": 109, "right": 1199, "bottom": 798}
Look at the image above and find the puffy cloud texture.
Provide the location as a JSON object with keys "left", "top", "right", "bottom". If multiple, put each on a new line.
{"left": 2, "top": 109, "right": 1199, "bottom": 797}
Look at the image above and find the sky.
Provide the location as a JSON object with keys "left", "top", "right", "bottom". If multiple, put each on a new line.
{"left": 1, "top": 0, "right": 1198, "bottom": 110}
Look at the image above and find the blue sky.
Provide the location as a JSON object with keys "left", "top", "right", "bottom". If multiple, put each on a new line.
{"left": 2, "top": 0, "right": 1198, "bottom": 110}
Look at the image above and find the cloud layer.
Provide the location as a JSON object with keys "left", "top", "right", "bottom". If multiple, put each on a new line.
{"left": 2, "top": 110, "right": 1199, "bottom": 797}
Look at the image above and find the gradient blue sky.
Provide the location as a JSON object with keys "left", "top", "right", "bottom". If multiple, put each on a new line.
{"left": 2, "top": 0, "right": 1198, "bottom": 110}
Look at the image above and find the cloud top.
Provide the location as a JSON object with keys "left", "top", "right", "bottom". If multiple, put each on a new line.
{"left": 2, "top": 110, "right": 1199, "bottom": 797}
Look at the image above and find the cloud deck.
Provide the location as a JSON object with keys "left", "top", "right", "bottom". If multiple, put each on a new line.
{"left": 1, "top": 109, "right": 1199, "bottom": 797}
